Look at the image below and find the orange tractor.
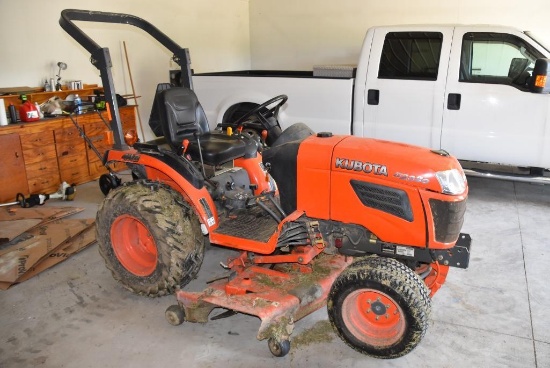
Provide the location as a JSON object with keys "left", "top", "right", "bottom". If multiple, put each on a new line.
{"left": 61, "top": 10, "right": 471, "bottom": 358}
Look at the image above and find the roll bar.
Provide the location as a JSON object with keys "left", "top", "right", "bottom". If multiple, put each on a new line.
{"left": 60, "top": 9, "right": 193, "bottom": 149}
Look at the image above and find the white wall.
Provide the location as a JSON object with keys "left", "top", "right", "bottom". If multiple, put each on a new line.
{"left": 249, "top": 0, "right": 550, "bottom": 70}
{"left": 3, "top": 0, "right": 550, "bottom": 140}
{"left": 0, "top": 0, "right": 250, "bottom": 141}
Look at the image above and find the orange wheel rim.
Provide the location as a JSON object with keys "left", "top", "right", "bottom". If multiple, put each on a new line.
{"left": 111, "top": 215, "right": 158, "bottom": 276}
{"left": 341, "top": 289, "right": 405, "bottom": 347}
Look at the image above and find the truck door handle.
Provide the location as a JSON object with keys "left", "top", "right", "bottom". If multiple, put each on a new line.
{"left": 448, "top": 93, "right": 461, "bottom": 110}
{"left": 367, "top": 89, "right": 379, "bottom": 105}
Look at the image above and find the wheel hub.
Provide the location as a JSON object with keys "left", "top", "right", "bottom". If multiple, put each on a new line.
{"left": 370, "top": 300, "right": 387, "bottom": 316}
{"left": 110, "top": 214, "right": 158, "bottom": 276}
{"left": 342, "top": 289, "right": 406, "bottom": 347}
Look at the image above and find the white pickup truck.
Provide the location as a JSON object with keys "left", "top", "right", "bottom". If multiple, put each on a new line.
{"left": 191, "top": 25, "right": 550, "bottom": 182}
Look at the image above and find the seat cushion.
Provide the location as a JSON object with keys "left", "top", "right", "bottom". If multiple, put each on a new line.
{"left": 187, "top": 133, "right": 247, "bottom": 166}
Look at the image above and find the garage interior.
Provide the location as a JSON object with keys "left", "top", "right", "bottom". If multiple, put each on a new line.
{"left": 2, "top": 1, "right": 550, "bottom": 367}
{"left": 2, "top": 177, "right": 549, "bottom": 367}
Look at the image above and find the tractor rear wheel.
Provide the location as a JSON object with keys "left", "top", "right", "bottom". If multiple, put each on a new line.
{"left": 327, "top": 257, "right": 431, "bottom": 359}
{"left": 96, "top": 180, "right": 206, "bottom": 297}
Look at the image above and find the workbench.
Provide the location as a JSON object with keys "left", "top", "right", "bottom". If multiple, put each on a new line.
{"left": 0, "top": 105, "right": 136, "bottom": 203}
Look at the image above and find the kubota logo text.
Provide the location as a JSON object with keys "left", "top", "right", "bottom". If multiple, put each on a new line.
{"left": 335, "top": 158, "right": 388, "bottom": 176}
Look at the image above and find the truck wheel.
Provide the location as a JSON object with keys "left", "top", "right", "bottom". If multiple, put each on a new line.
{"left": 327, "top": 257, "right": 431, "bottom": 359}
{"left": 96, "top": 180, "right": 206, "bottom": 297}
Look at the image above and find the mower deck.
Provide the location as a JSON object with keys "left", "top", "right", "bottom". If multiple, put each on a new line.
{"left": 175, "top": 253, "right": 352, "bottom": 341}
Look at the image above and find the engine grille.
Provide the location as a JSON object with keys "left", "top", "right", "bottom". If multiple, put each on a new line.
{"left": 429, "top": 198, "right": 467, "bottom": 243}
{"left": 350, "top": 180, "right": 413, "bottom": 222}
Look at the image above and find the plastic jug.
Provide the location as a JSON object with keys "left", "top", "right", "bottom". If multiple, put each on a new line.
{"left": 19, "top": 95, "right": 40, "bottom": 122}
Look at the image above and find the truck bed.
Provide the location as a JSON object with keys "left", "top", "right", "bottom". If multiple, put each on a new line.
{"left": 193, "top": 69, "right": 355, "bottom": 134}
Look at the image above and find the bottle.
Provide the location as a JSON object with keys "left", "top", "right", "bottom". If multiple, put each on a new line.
{"left": 44, "top": 79, "right": 51, "bottom": 92}
{"left": 35, "top": 102, "right": 44, "bottom": 119}
{"left": 8, "top": 103, "right": 17, "bottom": 123}
{"left": 74, "top": 94, "right": 82, "bottom": 115}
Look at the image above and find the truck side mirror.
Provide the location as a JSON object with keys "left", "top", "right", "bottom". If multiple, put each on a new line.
{"left": 529, "top": 58, "right": 550, "bottom": 93}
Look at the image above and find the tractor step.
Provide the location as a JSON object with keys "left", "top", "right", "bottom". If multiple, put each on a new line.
{"left": 214, "top": 203, "right": 279, "bottom": 242}
{"left": 174, "top": 254, "right": 352, "bottom": 341}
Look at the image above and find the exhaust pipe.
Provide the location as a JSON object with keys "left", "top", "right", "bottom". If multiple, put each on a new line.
{"left": 463, "top": 169, "right": 550, "bottom": 185}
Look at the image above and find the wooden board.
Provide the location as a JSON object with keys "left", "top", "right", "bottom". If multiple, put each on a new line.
{"left": 0, "top": 86, "right": 42, "bottom": 95}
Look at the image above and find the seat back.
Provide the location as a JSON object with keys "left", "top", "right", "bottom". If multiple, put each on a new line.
{"left": 156, "top": 87, "right": 210, "bottom": 150}
{"left": 149, "top": 83, "right": 173, "bottom": 137}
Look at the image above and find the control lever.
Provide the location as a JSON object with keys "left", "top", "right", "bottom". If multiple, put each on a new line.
{"left": 181, "top": 139, "right": 190, "bottom": 154}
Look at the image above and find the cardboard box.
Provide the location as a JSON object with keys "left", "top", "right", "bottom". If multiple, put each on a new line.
{"left": 0, "top": 207, "right": 96, "bottom": 290}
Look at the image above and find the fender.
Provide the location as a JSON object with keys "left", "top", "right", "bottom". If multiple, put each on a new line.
{"left": 105, "top": 149, "right": 219, "bottom": 233}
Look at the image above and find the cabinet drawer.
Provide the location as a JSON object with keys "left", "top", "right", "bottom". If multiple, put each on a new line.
{"left": 28, "top": 176, "right": 60, "bottom": 195}
{"left": 89, "top": 159, "right": 109, "bottom": 177}
{"left": 21, "top": 131, "right": 57, "bottom": 164}
{"left": 25, "top": 160, "right": 60, "bottom": 180}
{"left": 59, "top": 152, "right": 89, "bottom": 184}
{"left": 60, "top": 164, "right": 89, "bottom": 184}
{"left": 84, "top": 120, "right": 110, "bottom": 137}
{"left": 119, "top": 107, "right": 138, "bottom": 139}
{"left": 120, "top": 106, "right": 136, "bottom": 123}
{"left": 22, "top": 145, "right": 57, "bottom": 165}
{"left": 57, "top": 139, "right": 85, "bottom": 158}
{"left": 54, "top": 126, "right": 81, "bottom": 143}
{"left": 58, "top": 153, "right": 88, "bottom": 169}
{"left": 20, "top": 131, "right": 55, "bottom": 150}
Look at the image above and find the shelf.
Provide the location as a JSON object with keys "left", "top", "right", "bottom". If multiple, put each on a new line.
{"left": 1, "top": 85, "right": 102, "bottom": 109}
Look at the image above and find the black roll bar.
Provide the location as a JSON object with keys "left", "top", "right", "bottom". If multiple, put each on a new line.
{"left": 60, "top": 9, "right": 193, "bottom": 149}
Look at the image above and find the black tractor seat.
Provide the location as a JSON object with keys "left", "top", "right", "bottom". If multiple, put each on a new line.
{"left": 155, "top": 87, "right": 257, "bottom": 166}
{"left": 185, "top": 132, "right": 253, "bottom": 166}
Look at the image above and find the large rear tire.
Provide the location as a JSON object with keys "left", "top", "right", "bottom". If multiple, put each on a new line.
{"left": 96, "top": 180, "right": 206, "bottom": 297}
{"left": 327, "top": 257, "right": 431, "bottom": 359}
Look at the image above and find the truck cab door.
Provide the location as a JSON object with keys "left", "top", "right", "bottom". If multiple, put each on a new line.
{"left": 441, "top": 27, "right": 550, "bottom": 167}
{"left": 360, "top": 27, "right": 453, "bottom": 149}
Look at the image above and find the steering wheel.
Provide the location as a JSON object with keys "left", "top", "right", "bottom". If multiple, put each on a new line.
{"left": 233, "top": 95, "right": 288, "bottom": 131}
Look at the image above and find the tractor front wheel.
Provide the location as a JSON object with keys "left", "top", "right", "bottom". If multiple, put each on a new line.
{"left": 96, "top": 180, "right": 206, "bottom": 297}
{"left": 327, "top": 257, "right": 431, "bottom": 359}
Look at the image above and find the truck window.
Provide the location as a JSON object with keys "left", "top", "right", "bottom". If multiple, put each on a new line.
{"left": 378, "top": 32, "right": 443, "bottom": 81}
{"left": 460, "top": 32, "right": 544, "bottom": 89}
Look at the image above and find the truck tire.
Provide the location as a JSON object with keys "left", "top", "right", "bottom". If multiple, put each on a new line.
{"left": 96, "top": 180, "right": 206, "bottom": 297}
{"left": 327, "top": 257, "right": 431, "bottom": 359}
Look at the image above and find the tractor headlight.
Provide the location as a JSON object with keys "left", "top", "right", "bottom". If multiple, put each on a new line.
{"left": 435, "top": 169, "right": 467, "bottom": 195}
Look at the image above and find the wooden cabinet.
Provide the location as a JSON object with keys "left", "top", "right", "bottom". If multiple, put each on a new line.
{"left": 20, "top": 130, "right": 60, "bottom": 195}
{"left": 54, "top": 125, "right": 89, "bottom": 184}
{"left": 0, "top": 106, "right": 137, "bottom": 202}
{"left": 0, "top": 134, "right": 29, "bottom": 202}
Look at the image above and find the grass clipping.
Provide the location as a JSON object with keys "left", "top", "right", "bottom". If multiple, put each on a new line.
{"left": 292, "top": 320, "right": 335, "bottom": 349}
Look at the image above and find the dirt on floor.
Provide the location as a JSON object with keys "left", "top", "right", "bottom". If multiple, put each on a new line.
{"left": 291, "top": 319, "right": 335, "bottom": 349}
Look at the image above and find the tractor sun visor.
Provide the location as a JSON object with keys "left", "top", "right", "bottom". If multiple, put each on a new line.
{"left": 529, "top": 58, "right": 550, "bottom": 93}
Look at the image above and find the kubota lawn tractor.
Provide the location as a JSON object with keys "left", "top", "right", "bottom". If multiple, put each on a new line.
{"left": 61, "top": 9, "right": 471, "bottom": 359}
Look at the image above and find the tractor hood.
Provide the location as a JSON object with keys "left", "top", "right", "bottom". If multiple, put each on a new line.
{"left": 331, "top": 136, "right": 467, "bottom": 195}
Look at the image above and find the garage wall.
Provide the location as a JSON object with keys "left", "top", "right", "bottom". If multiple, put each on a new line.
{"left": 0, "top": 0, "right": 250, "bottom": 140}
{"left": 3, "top": 0, "right": 550, "bottom": 141}
{"left": 249, "top": 0, "right": 550, "bottom": 70}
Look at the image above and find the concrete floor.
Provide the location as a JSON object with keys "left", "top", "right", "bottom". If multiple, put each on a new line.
{"left": 1, "top": 174, "right": 550, "bottom": 368}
